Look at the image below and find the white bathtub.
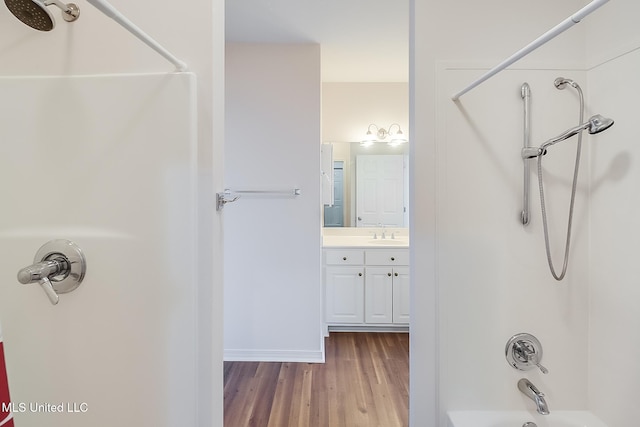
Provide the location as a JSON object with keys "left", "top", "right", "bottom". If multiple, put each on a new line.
{"left": 448, "top": 411, "right": 608, "bottom": 427}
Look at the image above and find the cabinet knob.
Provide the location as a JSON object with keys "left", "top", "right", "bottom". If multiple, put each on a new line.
{"left": 391, "top": 257, "right": 395, "bottom": 261}
{"left": 388, "top": 272, "right": 392, "bottom": 277}
{"left": 358, "top": 272, "right": 363, "bottom": 277}
{"left": 343, "top": 257, "right": 347, "bottom": 261}
{"left": 394, "top": 272, "right": 399, "bottom": 277}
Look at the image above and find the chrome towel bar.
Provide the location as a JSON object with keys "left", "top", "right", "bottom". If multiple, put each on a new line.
{"left": 216, "top": 188, "right": 301, "bottom": 211}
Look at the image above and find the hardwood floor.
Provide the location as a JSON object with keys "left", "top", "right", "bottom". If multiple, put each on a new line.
{"left": 224, "top": 332, "right": 409, "bottom": 427}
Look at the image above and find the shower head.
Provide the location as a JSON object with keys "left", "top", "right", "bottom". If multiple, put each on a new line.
{"left": 4, "top": 0, "right": 79, "bottom": 31}
{"left": 540, "top": 114, "right": 614, "bottom": 151}
{"left": 586, "top": 114, "right": 615, "bottom": 134}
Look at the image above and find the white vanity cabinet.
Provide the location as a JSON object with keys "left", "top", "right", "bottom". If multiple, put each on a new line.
{"left": 324, "top": 250, "right": 365, "bottom": 323}
{"left": 324, "top": 247, "right": 409, "bottom": 330}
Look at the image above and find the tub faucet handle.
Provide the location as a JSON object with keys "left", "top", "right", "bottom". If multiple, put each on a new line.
{"left": 530, "top": 355, "right": 548, "bottom": 374}
{"left": 506, "top": 333, "right": 548, "bottom": 374}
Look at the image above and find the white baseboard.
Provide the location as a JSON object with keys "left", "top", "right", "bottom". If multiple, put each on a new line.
{"left": 223, "top": 349, "right": 325, "bottom": 363}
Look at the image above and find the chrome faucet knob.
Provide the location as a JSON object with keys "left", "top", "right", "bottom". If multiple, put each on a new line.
{"left": 506, "top": 333, "right": 548, "bottom": 374}
{"left": 16, "top": 240, "right": 86, "bottom": 306}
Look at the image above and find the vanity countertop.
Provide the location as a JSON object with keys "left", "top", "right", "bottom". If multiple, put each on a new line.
{"left": 322, "top": 235, "right": 409, "bottom": 248}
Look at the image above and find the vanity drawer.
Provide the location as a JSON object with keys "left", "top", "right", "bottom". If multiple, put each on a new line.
{"left": 325, "top": 250, "right": 365, "bottom": 265}
{"left": 365, "top": 250, "right": 409, "bottom": 266}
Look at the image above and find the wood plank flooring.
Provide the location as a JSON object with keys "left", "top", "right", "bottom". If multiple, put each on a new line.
{"left": 224, "top": 332, "right": 409, "bottom": 427}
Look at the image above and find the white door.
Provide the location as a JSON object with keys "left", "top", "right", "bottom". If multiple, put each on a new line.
{"left": 0, "top": 74, "right": 198, "bottom": 427}
{"left": 356, "top": 155, "right": 405, "bottom": 227}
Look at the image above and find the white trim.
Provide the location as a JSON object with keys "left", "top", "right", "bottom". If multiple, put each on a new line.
{"left": 328, "top": 325, "right": 409, "bottom": 333}
{"left": 223, "top": 349, "right": 324, "bottom": 363}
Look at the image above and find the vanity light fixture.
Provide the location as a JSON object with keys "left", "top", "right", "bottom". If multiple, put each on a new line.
{"left": 361, "top": 123, "right": 408, "bottom": 147}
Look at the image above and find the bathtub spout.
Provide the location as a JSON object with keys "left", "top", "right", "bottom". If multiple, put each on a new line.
{"left": 517, "top": 378, "right": 549, "bottom": 415}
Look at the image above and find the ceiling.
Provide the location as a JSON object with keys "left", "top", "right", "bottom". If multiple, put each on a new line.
{"left": 225, "top": 0, "right": 409, "bottom": 82}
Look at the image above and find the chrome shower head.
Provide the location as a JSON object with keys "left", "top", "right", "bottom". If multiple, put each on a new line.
{"left": 540, "top": 114, "right": 614, "bottom": 151}
{"left": 4, "top": 0, "right": 79, "bottom": 31}
{"left": 587, "top": 114, "right": 614, "bottom": 135}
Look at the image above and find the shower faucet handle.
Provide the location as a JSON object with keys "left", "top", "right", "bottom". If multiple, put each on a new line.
{"left": 506, "top": 333, "right": 548, "bottom": 374}
{"left": 16, "top": 240, "right": 86, "bottom": 306}
{"left": 17, "top": 259, "right": 67, "bottom": 305}
{"left": 37, "top": 277, "right": 60, "bottom": 305}
{"left": 535, "top": 362, "right": 549, "bottom": 375}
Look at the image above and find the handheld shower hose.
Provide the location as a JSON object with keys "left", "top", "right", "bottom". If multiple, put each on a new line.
{"left": 538, "top": 77, "right": 584, "bottom": 281}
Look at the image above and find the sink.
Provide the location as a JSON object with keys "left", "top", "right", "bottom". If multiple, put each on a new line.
{"left": 368, "top": 239, "right": 408, "bottom": 246}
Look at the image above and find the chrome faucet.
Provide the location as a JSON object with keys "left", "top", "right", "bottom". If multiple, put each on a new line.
{"left": 518, "top": 378, "right": 549, "bottom": 415}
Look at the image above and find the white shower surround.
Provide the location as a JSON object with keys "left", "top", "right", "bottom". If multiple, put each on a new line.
{"left": 0, "top": 73, "right": 198, "bottom": 427}
{"left": 412, "top": 0, "right": 640, "bottom": 426}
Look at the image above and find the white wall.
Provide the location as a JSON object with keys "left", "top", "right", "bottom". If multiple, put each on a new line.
{"left": 322, "top": 82, "right": 409, "bottom": 143}
{"left": 411, "top": 0, "right": 591, "bottom": 425}
{"left": 0, "top": 1, "right": 224, "bottom": 425}
{"left": 224, "top": 43, "right": 323, "bottom": 362}
{"left": 586, "top": 2, "right": 640, "bottom": 426}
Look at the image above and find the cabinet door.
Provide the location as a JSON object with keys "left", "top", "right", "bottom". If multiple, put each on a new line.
{"left": 393, "top": 267, "right": 410, "bottom": 324}
{"left": 325, "top": 267, "right": 364, "bottom": 323}
{"left": 365, "top": 267, "right": 393, "bottom": 323}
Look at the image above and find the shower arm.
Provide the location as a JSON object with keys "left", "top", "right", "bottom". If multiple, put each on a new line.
{"left": 86, "top": 0, "right": 188, "bottom": 72}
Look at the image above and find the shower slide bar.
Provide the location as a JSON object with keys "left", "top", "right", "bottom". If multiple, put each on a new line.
{"left": 216, "top": 188, "right": 302, "bottom": 211}
{"left": 521, "top": 83, "right": 531, "bottom": 226}
{"left": 86, "top": 0, "right": 188, "bottom": 72}
{"left": 450, "top": 0, "right": 609, "bottom": 101}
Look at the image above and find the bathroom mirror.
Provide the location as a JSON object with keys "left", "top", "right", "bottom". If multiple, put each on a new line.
{"left": 321, "top": 81, "right": 409, "bottom": 229}
{"left": 323, "top": 141, "right": 409, "bottom": 228}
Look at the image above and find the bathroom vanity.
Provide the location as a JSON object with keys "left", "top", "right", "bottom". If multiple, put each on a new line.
{"left": 322, "top": 229, "right": 409, "bottom": 332}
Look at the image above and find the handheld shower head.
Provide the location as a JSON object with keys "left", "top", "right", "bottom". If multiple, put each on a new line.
{"left": 587, "top": 114, "right": 614, "bottom": 135}
{"left": 4, "top": 0, "right": 79, "bottom": 31}
{"left": 540, "top": 114, "right": 614, "bottom": 151}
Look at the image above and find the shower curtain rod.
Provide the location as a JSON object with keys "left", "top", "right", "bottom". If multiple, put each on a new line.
{"left": 86, "top": 0, "right": 188, "bottom": 72}
{"left": 451, "top": 0, "right": 609, "bottom": 101}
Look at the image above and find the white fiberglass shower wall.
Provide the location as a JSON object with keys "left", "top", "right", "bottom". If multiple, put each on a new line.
{"left": 0, "top": 0, "right": 223, "bottom": 425}
{"left": 0, "top": 73, "right": 198, "bottom": 426}
{"left": 411, "top": 0, "right": 639, "bottom": 426}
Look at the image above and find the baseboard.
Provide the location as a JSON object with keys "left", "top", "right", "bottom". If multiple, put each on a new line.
{"left": 223, "top": 348, "right": 325, "bottom": 363}
{"left": 328, "top": 325, "right": 409, "bottom": 333}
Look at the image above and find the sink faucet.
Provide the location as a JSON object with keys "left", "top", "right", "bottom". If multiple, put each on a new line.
{"left": 518, "top": 378, "right": 549, "bottom": 415}
{"left": 378, "top": 224, "right": 386, "bottom": 239}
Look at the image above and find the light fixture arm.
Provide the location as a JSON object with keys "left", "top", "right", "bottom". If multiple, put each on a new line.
{"left": 361, "top": 123, "right": 408, "bottom": 146}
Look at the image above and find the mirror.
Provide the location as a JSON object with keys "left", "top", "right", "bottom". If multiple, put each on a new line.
{"left": 321, "top": 82, "right": 409, "bottom": 229}
{"left": 323, "top": 141, "right": 409, "bottom": 228}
